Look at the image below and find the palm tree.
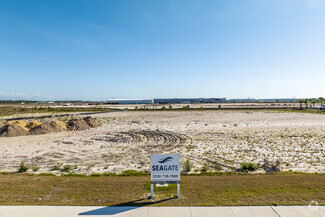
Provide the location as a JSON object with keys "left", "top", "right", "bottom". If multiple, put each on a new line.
{"left": 299, "top": 99, "right": 303, "bottom": 109}
{"left": 311, "top": 99, "right": 317, "bottom": 107}
{"left": 319, "top": 97, "right": 324, "bottom": 106}
{"left": 303, "top": 99, "right": 309, "bottom": 109}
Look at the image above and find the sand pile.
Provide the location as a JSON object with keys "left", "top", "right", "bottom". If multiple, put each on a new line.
{"left": 83, "top": 117, "right": 101, "bottom": 128}
{"left": 54, "top": 121, "right": 67, "bottom": 130}
{"left": 67, "top": 117, "right": 101, "bottom": 131}
{"left": 0, "top": 117, "right": 101, "bottom": 137}
{"left": 0, "top": 124, "right": 28, "bottom": 137}
{"left": 29, "top": 121, "right": 67, "bottom": 135}
{"left": 7, "top": 120, "right": 29, "bottom": 131}
{"left": 0, "top": 122, "right": 5, "bottom": 129}
{"left": 26, "top": 121, "right": 43, "bottom": 129}
{"left": 67, "top": 119, "right": 90, "bottom": 131}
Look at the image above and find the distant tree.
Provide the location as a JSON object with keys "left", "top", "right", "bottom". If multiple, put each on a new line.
{"left": 169, "top": 105, "right": 173, "bottom": 110}
{"left": 183, "top": 105, "right": 190, "bottom": 110}
{"left": 319, "top": 97, "right": 324, "bottom": 106}
{"left": 299, "top": 99, "right": 303, "bottom": 109}
{"left": 311, "top": 99, "right": 317, "bottom": 107}
{"left": 304, "top": 99, "right": 309, "bottom": 109}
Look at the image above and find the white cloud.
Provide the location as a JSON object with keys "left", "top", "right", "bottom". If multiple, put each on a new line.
{"left": 0, "top": 91, "right": 57, "bottom": 100}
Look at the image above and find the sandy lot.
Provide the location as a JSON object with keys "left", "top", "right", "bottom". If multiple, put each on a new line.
{"left": 0, "top": 110, "right": 325, "bottom": 174}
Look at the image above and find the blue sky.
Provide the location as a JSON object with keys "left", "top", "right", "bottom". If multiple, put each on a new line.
{"left": 1, "top": 0, "right": 325, "bottom": 100}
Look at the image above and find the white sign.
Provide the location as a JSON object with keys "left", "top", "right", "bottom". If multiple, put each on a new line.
{"left": 151, "top": 154, "right": 180, "bottom": 184}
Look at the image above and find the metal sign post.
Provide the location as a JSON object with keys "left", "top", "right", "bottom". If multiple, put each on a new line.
{"left": 150, "top": 154, "right": 180, "bottom": 198}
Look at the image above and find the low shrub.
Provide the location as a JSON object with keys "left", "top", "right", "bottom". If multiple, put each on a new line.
{"left": 19, "top": 162, "right": 29, "bottom": 173}
{"left": 200, "top": 166, "right": 208, "bottom": 173}
{"left": 240, "top": 162, "right": 260, "bottom": 172}
{"left": 183, "top": 159, "right": 193, "bottom": 172}
{"left": 32, "top": 166, "right": 40, "bottom": 172}
{"left": 213, "top": 163, "right": 222, "bottom": 171}
{"left": 61, "top": 165, "right": 71, "bottom": 172}
{"left": 51, "top": 164, "right": 61, "bottom": 171}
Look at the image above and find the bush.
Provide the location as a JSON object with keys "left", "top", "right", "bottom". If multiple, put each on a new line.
{"left": 182, "top": 105, "right": 190, "bottom": 110}
{"left": 32, "top": 166, "right": 40, "bottom": 172}
{"left": 169, "top": 105, "right": 173, "bottom": 110}
{"left": 183, "top": 159, "right": 193, "bottom": 172}
{"left": 19, "top": 162, "right": 29, "bottom": 173}
{"left": 162, "top": 106, "right": 166, "bottom": 110}
{"left": 61, "top": 165, "right": 71, "bottom": 172}
{"left": 200, "top": 166, "right": 208, "bottom": 173}
{"left": 51, "top": 164, "right": 61, "bottom": 171}
{"left": 213, "top": 163, "right": 222, "bottom": 171}
{"left": 240, "top": 162, "right": 260, "bottom": 172}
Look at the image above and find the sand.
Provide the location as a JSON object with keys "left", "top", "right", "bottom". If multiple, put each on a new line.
{"left": 0, "top": 110, "right": 324, "bottom": 174}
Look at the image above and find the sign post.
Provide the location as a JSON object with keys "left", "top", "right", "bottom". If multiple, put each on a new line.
{"left": 150, "top": 154, "right": 180, "bottom": 198}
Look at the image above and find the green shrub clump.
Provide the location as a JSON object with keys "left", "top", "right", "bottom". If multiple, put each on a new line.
{"left": 183, "top": 159, "right": 193, "bottom": 172}
{"left": 200, "top": 166, "right": 208, "bottom": 173}
{"left": 61, "top": 165, "right": 71, "bottom": 172}
{"left": 182, "top": 105, "right": 190, "bottom": 110}
{"left": 240, "top": 162, "right": 260, "bottom": 172}
{"left": 19, "top": 162, "right": 29, "bottom": 173}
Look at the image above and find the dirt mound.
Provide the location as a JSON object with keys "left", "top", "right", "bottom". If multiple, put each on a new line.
{"left": 83, "top": 117, "right": 101, "bottom": 128}
{"left": 53, "top": 121, "right": 67, "bottom": 130}
{"left": 0, "top": 124, "right": 29, "bottom": 137}
{"left": 7, "top": 120, "right": 28, "bottom": 130}
{"left": 7, "top": 120, "right": 27, "bottom": 127}
{"left": 67, "top": 119, "right": 90, "bottom": 131}
{"left": 29, "top": 121, "right": 67, "bottom": 135}
{"left": 26, "top": 121, "right": 43, "bottom": 129}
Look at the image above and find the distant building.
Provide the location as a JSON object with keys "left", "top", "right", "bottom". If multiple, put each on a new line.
{"left": 229, "top": 98, "right": 299, "bottom": 103}
{"left": 154, "top": 98, "right": 226, "bottom": 104}
{"left": 256, "top": 98, "right": 299, "bottom": 102}
{"left": 106, "top": 99, "right": 154, "bottom": 104}
{"left": 229, "top": 99, "right": 257, "bottom": 103}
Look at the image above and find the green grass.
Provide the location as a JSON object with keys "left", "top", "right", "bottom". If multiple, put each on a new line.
{"left": 0, "top": 173, "right": 324, "bottom": 206}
